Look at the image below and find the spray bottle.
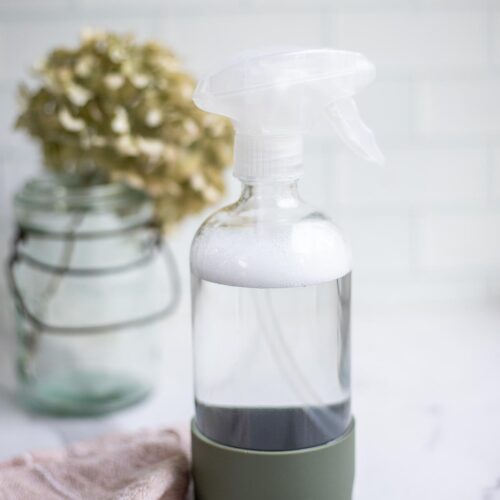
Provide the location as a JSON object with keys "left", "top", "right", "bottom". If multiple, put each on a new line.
{"left": 190, "top": 48, "right": 383, "bottom": 500}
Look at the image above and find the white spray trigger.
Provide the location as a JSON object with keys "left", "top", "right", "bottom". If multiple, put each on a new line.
{"left": 194, "top": 48, "right": 384, "bottom": 179}
{"left": 327, "top": 98, "right": 385, "bottom": 165}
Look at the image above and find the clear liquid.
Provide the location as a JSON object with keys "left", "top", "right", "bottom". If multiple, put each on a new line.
{"left": 192, "top": 273, "right": 351, "bottom": 451}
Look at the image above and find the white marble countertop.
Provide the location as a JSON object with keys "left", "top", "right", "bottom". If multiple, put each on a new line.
{"left": 0, "top": 302, "right": 499, "bottom": 500}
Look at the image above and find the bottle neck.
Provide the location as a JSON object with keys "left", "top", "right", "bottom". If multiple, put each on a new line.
{"left": 239, "top": 179, "right": 302, "bottom": 208}
{"left": 233, "top": 133, "right": 304, "bottom": 182}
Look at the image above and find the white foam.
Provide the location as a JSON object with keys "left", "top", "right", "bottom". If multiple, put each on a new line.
{"left": 191, "top": 219, "right": 351, "bottom": 288}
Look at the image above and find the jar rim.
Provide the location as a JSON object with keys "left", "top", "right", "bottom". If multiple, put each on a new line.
{"left": 15, "top": 174, "right": 151, "bottom": 214}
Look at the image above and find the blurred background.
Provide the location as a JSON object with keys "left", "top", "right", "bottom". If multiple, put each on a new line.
{"left": 2, "top": 0, "right": 500, "bottom": 323}
{"left": 0, "top": 1, "right": 499, "bottom": 499}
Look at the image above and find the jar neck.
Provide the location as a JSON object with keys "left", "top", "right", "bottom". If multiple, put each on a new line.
{"left": 15, "top": 174, "right": 154, "bottom": 235}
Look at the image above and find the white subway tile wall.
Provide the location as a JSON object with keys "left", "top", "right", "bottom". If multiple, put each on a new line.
{"left": 418, "top": 79, "right": 500, "bottom": 140}
{"left": 335, "top": 11, "right": 488, "bottom": 72}
{"left": 418, "top": 213, "right": 500, "bottom": 270}
{"left": 0, "top": 0, "right": 498, "bottom": 322}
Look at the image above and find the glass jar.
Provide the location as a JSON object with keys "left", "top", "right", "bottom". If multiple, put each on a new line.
{"left": 8, "top": 174, "right": 179, "bottom": 415}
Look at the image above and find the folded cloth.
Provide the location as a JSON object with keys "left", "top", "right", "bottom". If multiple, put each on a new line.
{"left": 0, "top": 428, "right": 190, "bottom": 500}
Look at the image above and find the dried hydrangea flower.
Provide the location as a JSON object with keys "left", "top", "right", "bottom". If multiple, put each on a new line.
{"left": 16, "top": 29, "right": 233, "bottom": 230}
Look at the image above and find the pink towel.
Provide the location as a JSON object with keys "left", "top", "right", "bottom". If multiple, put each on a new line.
{"left": 0, "top": 428, "right": 190, "bottom": 500}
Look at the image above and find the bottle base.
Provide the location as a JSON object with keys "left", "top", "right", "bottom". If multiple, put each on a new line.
{"left": 191, "top": 418, "right": 355, "bottom": 500}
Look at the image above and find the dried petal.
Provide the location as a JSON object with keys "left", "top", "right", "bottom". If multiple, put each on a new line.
{"left": 58, "top": 108, "right": 85, "bottom": 132}
{"left": 75, "top": 55, "right": 94, "bottom": 77}
{"left": 81, "top": 27, "right": 101, "bottom": 43}
{"left": 110, "top": 47, "right": 125, "bottom": 63}
{"left": 137, "top": 137, "right": 164, "bottom": 158}
{"left": 67, "top": 84, "right": 92, "bottom": 106}
{"left": 111, "top": 107, "right": 130, "bottom": 134}
{"left": 183, "top": 119, "right": 200, "bottom": 139}
{"left": 104, "top": 73, "right": 125, "bottom": 90}
{"left": 190, "top": 173, "right": 206, "bottom": 191}
{"left": 115, "top": 135, "right": 138, "bottom": 156}
{"left": 145, "top": 109, "right": 163, "bottom": 127}
{"left": 204, "top": 186, "right": 221, "bottom": 203}
{"left": 131, "top": 73, "right": 149, "bottom": 89}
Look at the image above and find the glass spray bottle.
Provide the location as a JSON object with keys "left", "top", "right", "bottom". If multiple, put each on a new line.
{"left": 190, "top": 48, "right": 383, "bottom": 500}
